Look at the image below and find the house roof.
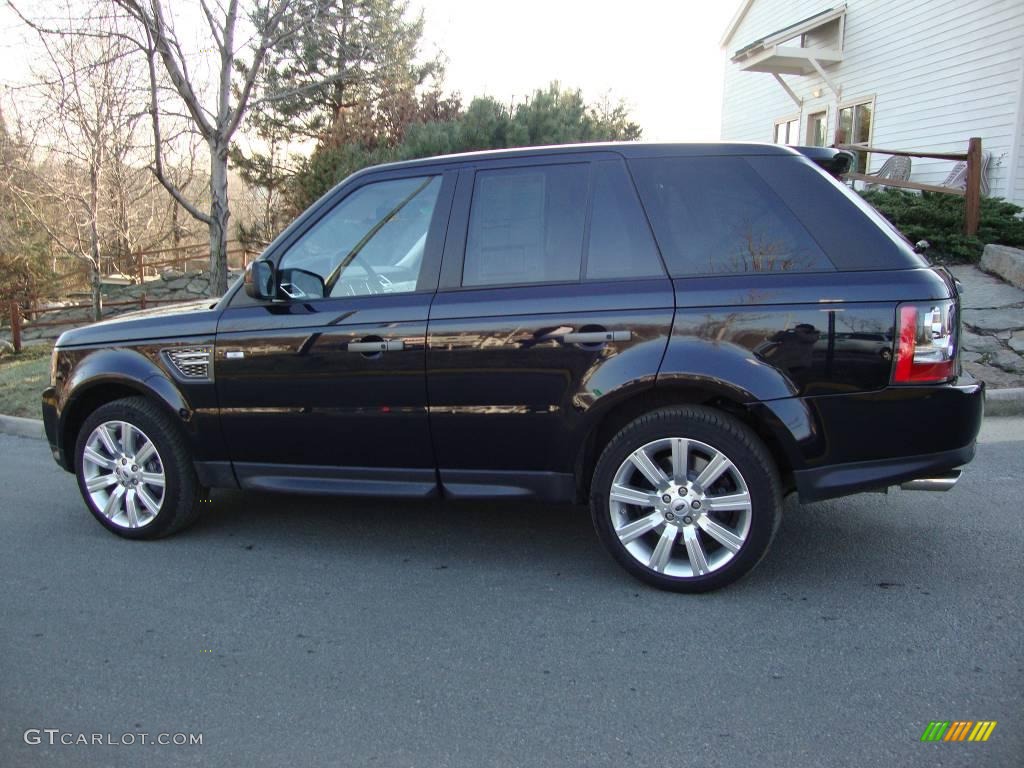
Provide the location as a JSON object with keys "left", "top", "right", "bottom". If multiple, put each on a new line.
{"left": 720, "top": 0, "right": 755, "bottom": 48}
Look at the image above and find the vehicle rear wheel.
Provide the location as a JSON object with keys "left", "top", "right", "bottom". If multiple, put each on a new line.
{"left": 74, "top": 396, "right": 204, "bottom": 539}
{"left": 591, "top": 406, "right": 781, "bottom": 592}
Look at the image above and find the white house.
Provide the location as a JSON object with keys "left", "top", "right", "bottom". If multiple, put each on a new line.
{"left": 719, "top": 0, "right": 1024, "bottom": 205}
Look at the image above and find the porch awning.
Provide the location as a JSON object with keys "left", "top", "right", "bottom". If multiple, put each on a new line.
{"left": 731, "top": 5, "right": 846, "bottom": 75}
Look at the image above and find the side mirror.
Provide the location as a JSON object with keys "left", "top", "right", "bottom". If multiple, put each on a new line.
{"left": 244, "top": 260, "right": 275, "bottom": 300}
{"left": 278, "top": 268, "right": 325, "bottom": 300}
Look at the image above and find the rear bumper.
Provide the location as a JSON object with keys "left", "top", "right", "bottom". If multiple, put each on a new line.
{"left": 794, "top": 443, "right": 975, "bottom": 502}
{"left": 781, "top": 372, "right": 984, "bottom": 502}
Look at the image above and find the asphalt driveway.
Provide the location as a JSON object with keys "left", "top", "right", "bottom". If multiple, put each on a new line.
{"left": 1, "top": 420, "right": 1021, "bottom": 767}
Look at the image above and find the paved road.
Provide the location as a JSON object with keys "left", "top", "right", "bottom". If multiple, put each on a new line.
{"left": 1, "top": 421, "right": 1021, "bottom": 768}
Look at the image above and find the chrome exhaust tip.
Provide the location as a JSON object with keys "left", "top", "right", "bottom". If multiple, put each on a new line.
{"left": 900, "top": 469, "right": 962, "bottom": 492}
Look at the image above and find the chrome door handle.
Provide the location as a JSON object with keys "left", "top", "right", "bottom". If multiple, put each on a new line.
{"left": 347, "top": 340, "right": 404, "bottom": 353}
{"left": 561, "top": 330, "right": 631, "bottom": 344}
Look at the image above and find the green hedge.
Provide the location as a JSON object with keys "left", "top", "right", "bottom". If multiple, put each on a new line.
{"left": 859, "top": 188, "right": 1024, "bottom": 262}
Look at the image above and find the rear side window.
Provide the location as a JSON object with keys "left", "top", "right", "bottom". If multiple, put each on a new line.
{"left": 629, "top": 157, "right": 834, "bottom": 276}
{"left": 585, "top": 161, "right": 665, "bottom": 281}
{"left": 463, "top": 164, "right": 588, "bottom": 287}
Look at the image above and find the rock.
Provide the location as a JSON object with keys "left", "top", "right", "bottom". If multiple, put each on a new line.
{"left": 0, "top": 339, "right": 15, "bottom": 354}
{"left": 959, "top": 350, "right": 982, "bottom": 363}
{"left": 165, "top": 276, "right": 192, "bottom": 290}
{"left": 980, "top": 244, "right": 1024, "bottom": 290}
{"left": 186, "top": 277, "right": 209, "bottom": 294}
{"left": 160, "top": 269, "right": 185, "bottom": 280}
{"left": 963, "top": 361, "right": 1024, "bottom": 389}
{"left": 962, "top": 307, "right": 1024, "bottom": 334}
{"left": 1009, "top": 331, "right": 1024, "bottom": 354}
{"left": 989, "top": 349, "right": 1024, "bottom": 375}
{"left": 948, "top": 264, "right": 1024, "bottom": 309}
{"left": 960, "top": 329, "right": 1003, "bottom": 354}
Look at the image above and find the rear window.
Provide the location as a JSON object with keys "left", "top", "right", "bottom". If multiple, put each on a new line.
{"left": 463, "top": 164, "right": 588, "bottom": 287}
{"left": 628, "top": 157, "right": 835, "bottom": 277}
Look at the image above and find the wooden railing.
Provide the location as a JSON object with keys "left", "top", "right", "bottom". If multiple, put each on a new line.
{"left": 5, "top": 295, "right": 202, "bottom": 352}
{"left": 128, "top": 242, "right": 257, "bottom": 283}
{"left": 836, "top": 137, "right": 982, "bottom": 235}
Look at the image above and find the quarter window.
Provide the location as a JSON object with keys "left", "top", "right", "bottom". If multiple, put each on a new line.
{"left": 628, "top": 156, "right": 834, "bottom": 276}
{"left": 279, "top": 175, "right": 442, "bottom": 297}
{"left": 462, "top": 164, "right": 588, "bottom": 287}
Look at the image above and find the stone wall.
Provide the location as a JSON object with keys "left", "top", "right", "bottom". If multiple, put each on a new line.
{"left": 16, "top": 269, "right": 240, "bottom": 342}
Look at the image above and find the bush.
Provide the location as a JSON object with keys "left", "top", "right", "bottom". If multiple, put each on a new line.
{"left": 859, "top": 188, "right": 1024, "bottom": 262}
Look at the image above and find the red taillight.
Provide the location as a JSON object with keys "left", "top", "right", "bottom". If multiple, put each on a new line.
{"left": 892, "top": 302, "right": 957, "bottom": 384}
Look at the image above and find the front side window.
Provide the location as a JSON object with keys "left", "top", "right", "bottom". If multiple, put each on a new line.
{"left": 629, "top": 156, "right": 834, "bottom": 276}
{"left": 278, "top": 175, "right": 442, "bottom": 298}
{"left": 837, "top": 100, "right": 874, "bottom": 172}
{"left": 462, "top": 164, "right": 588, "bottom": 287}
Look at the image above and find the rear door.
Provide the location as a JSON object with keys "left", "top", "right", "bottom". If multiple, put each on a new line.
{"left": 426, "top": 154, "right": 675, "bottom": 500}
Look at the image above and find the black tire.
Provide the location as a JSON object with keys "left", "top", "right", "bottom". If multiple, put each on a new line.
{"left": 591, "top": 406, "right": 781, "bottom": 592}
{"left": 74, "top": 396, "right": 205, "bottom": 539}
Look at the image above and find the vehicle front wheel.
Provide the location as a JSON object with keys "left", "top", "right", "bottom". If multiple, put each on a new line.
{"left": 74, "top": 396, "right": 204, "bottom": 539}
{"left": 591, "top": 406, "right": 781, "bottom": 592}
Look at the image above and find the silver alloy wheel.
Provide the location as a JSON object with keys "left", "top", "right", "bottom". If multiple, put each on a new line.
{"left": 608, "top": 437, "right": 752, "bottom": 578}
{"left": 81, "top": 420, "right": 166, "bottom": 529}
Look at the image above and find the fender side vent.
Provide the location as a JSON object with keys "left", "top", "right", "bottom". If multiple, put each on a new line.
{"left": 164, "top": 347, "right": 211, "bottom": 380}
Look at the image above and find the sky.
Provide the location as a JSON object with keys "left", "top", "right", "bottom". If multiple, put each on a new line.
{"left": 413, "top": 0, "right": 737, "bottom": 141}
{"left": 0, "top": 0, "right": 739, "bottom": 142}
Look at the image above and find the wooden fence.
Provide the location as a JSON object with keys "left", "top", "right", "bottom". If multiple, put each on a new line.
{"left": 128, "top": 242, "right": 258, "bottom": 283}
{"left": 836, "top": 137, "right": 982, "bottom": 235}
{"left": 4, "top": 242, "right": 263, "bottom": 352}
{"left": 5, "top": 295, "right": 204, "bottom": 353}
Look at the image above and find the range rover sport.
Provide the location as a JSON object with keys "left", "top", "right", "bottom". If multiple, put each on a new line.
{"left": 41, "top": 143, "right": 984, "bottom": 591}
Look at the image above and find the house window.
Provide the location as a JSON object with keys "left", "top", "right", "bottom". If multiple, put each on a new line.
{"left": 837, "top": 99, "right": 874, "bottom": 172}
{"left": 806, "top": 111, "right": 827, "bottom": 147}
{"left": 773, "top": 116, "right": 799, "bottom": 145}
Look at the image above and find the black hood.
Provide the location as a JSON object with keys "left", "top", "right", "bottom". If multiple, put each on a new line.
{"left": 55, "top": 299, "right": 221, "bottom": 347}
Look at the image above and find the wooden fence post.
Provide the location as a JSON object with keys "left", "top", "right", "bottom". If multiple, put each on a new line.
{"left": 9, "top": 301, "right": 22, "bottom": 353}
{"left": 964, "top": 137, "right": 982, "bottom": 236}
{"left": 140, "top": 294, "right": 147, "bottom": 310}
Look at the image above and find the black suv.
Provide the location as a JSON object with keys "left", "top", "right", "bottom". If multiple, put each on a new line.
{"left": 41, "top": 143, "right": 983, "bottom": 591}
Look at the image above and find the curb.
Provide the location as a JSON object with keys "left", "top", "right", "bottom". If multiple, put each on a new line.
{"left": 985, "top": 387, "right": 1024, "bottom": 417}
{"left": 2, "top": 388, "right": 1024, "bottom": 442}
{"left": 0, "top": 414, "right": 44, "bottom": 440}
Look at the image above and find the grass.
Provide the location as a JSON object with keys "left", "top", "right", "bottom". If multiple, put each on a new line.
{"left": 0, "top": 344, "right": 52, "bottom": 419}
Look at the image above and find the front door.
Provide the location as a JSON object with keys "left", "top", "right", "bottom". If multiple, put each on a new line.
{"left": 216, "top": 171, "right": 454, "bottom": 496}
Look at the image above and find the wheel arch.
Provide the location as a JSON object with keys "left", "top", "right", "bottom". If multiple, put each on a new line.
{"left": 574, "top": 383, "right": 805, "bottom": 502}
{"left": 58, "top": 350, "right": 192, "bottom": 468}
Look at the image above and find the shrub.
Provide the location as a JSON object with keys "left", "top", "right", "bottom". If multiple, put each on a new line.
{"left": 859, "top": 188, "right": 1024, "bottom": 262}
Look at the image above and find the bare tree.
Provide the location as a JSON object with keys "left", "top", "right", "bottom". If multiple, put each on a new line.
{"left": 114, "top": 0, "right": 321, "bottom": 295}
{"left": 6, "top": 4, "right": 145, "bottom": 320}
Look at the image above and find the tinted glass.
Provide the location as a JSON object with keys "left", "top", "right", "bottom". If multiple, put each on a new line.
{"left": 463, "top": 164, "right": 588, "bottom": 287}
{"left": 279, "top": 175, "right": 441, "bottom": 297}
{"left": 586, "top": 161, "right": 664, "bottom": 280}
{"left": 629, "top": 157, "right": 834, "bottom": 276}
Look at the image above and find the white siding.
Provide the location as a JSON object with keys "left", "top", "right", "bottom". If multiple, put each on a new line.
{"left": 720, "top": 0, "right": 1024, "bottom": 204}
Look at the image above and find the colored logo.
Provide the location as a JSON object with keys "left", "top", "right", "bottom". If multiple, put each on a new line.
{"left": 920, "top": 721, "right": 997, "bottom": 742}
